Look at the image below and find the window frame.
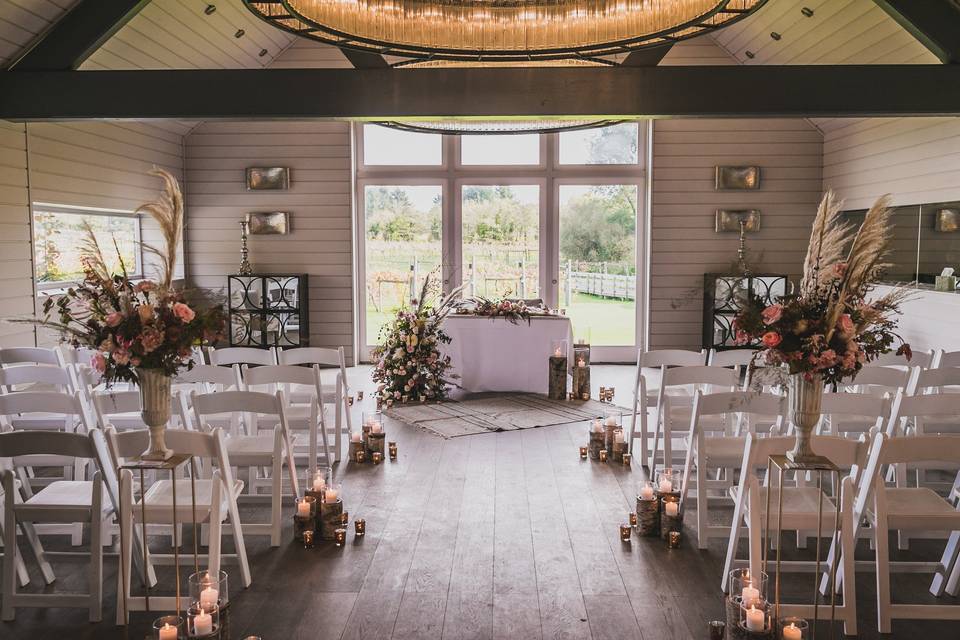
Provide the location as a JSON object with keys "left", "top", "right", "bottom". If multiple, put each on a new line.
{"left": 31, "top": 203, "right": 144, "bottom": 292}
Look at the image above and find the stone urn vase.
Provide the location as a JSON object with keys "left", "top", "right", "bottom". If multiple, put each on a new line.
{"left": 137, "top": 367, "right": 173, "bottom": 461}
{"left": 786, "top": 372, "right": 823, "bottom": 464}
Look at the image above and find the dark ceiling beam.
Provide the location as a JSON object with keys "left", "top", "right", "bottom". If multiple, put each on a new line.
{"left": 339, "top": 48, "right": 390, "bottom": 69}
{"left": 621, "top": 43, "right": 675, "bottom": 67}
{"left": 873, "top": 0, "right": 960, "bottom": 64}
{"left": 9, "top": 0, "right": 153, "bottom": 71}
{"left": 1, "top": 65, "right": 959, "bottom": 120}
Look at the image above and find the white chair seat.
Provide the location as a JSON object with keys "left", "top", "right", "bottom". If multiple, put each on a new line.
{"left": 11, "top": 416, "right": 73, "bottom": 431}
{"left": 138, "top": 478, "right": 244, "bottom": 522}
{"left": 224, "top": 433, "right": 303, "bottom": 464}
{"left": 23, "top": 481, "right": 113, "bottom": 518}
{"left": 877, "top": 488, "right": 955, "bottom": 518}
{"left": 736, "top": 486, "right": 838, "bottom": 521}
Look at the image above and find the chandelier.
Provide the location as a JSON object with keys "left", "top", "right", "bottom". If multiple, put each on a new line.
{"left": 244, "top": 0, "right": 767, "bottom": 62}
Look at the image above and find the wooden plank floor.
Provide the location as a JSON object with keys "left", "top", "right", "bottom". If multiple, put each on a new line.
{"left": 2, "top": 366, "right": 957, "bottom": 639}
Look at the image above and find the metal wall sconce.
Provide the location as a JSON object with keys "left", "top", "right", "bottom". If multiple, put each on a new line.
{"left": 716, "top": 210, "right": 761, "bottom": 233}
{"left": 715, "top": 165, "right": 761, "bottom": 190}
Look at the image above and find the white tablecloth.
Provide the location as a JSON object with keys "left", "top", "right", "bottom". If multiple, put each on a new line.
{"left": 443, "top": 315, "right": 574, "bottom": 394}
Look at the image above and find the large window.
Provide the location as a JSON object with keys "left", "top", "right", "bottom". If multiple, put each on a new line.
{"left": 356, "top": 123, "right": 646, "bottom": 360}
{"left": 33, "top": 207, "right": 141, "bottom": 287}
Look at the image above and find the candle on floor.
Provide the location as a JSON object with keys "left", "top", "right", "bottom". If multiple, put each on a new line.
{"left": 325, "top": 486, "right": 338, "bottom": 503}
{"left": 668, "top": 530, "right": 681, "bottom": 548}
{"left": 599, "top": 450, "right": 608, "bottom": 462}
{"left": 355, "top": 450, "right": 366, "bottom": 463}
{"left": 371, "top": 422, "right": 382, "bottom": 434}
{"left": 159, "top": 622, "right": 178, "bottom": 640}
{"left": 372, "top": 452, "right": 383, "bottom": 465}
{"left": 745, "top": 605, "right": 765, "bottom": 632}
{"left": 357, "top": 391, "right": 364, "bottom": 401}
{"left": 577, "top": 357, "right": 586, "bottom": 368}
{"left": 581, "top": 392, "right": 589, "bottom": 401}
{"left": 334, "top": 528, "right": 347, "bottom": 547}
{"left": 296, "top": 499, "right": 311, "bottom": 518}
{"left": 664, "top": 501, "right": 679, "bottom": 517}
{"left": 592, "top": 418, "right": 603, "bottom": 432}
{"left": 605, "top": 415, "right": 618, "bottom": 426}
{"left": 579, "top": 446, "right": 588, "bottom": 459}
{"left": 622, "top": 453, "right": 632, "bottom": 466}
{"left": 629, "top": 512, "right": 638, "bottom": 526}
{"left": 193, "top": 609, "right": 213, "bottom": 636}
{"left": 389, "top": 443, "right": 398, "bottom": 460}
{"left": 640, "top": 483, "right": 655, "bottom": 501}
{"left": 303, "top": 529, "right": 314, "bottom": 548}
{"left": 355, "top": 518, "right": 366, "bottom": 536}
{"left": 658, "top": 477, "right": 673, "bottom": 493}
{"left": 350, "top": 432, "right": 362, "bottom": 443}
{"left": 347, "top": 396, "right": 354, "bottom": 406}
{"left": 312, "top": 472, "right": 326, "bottom": 492}
{"left": 619, "top": 524, "right": 632, "bottom": 542}
{"left": 340, "top": 511, "right": 350, "bottom": 525}
{"left": 782, "top": 623, "right": 802, "bottom": 640}
{"left": 553, "top": 347, "right": 563, "bottom": 357}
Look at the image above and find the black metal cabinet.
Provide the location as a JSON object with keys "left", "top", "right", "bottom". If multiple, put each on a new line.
{"left": 702, "top": 273, "right": 788, "bottom": 351}
{"left": 227, "top": 274, "right": 309, "bottom": 348}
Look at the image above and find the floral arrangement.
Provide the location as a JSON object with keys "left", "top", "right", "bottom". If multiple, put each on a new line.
{"left": 372, "top": 275, "right": 460, "bottom": 403}
{"left": 457, "top": 297, "right": 534, "bottom": 325}
{"left": 29, "top": 169, "right": 225, "bottom": 384}
{"left": 733, "top": 191, "right": 910, "bottom": 385}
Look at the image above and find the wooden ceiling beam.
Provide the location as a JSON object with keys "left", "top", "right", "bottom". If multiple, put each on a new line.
{"left": 339, "top": 48, "right": 391, "bottom": 69}
{"left": 8, "top": 0, "right": 153, "bottom": 71}
{"left": 1, "top": 65, "right": 959, "bottom": 120}
{"left": 873, "top": 0, "right": 960, "bottom": 64}
{"left": 621, "top": 43, "right": 675, "bottom": 67}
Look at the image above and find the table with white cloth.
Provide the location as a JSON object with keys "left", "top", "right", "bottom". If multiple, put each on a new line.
{"left": 442, "top": 314, "right": 574, "bottom": 394}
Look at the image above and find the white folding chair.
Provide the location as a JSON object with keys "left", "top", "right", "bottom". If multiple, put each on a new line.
{"left": 0, "top": 364, "right": 73, "bottom": 395}
{"left": 870, "top": 349, "right": 934, "bottom": 369}
{"left": 92, "top": 389, "right": 190, "bottom": 432}
{"left": 206, "top": 346, "right": 277, "bottom": 369}
{"left": 708, "top": 348, "right": 755, "bottom": 369}
{"left": 721, "top": 432, "right": 867, "bottom": 636}
{"left": 0, "top": 347, "right": 62, "bottom": 367}
{"left": 628, "top": 348, "right": 706, "bottom": 468}
{"left": 847, "top": 365, "right": 919, "bottom": 397}
{"left": 933, "top": 349, "right": 960, "bottom": 370}
{"left": 242, "top": 364, "right": 333, "bottom": 473}
{"left": 108, "top": 427, "right": 251, "bottom": 624}
{"left": 915, "top": 367, "right": 960, "bottom": 395}
{"left": 0, "top": 430, "right": 117, "bottom": 621}
{"left": 818, "top": 391, "right": 890, "bottom": 439}
{"left": 852, "top": 432, "right": 960, "bottom": 633}
{"left": 275, "top": 346, "right": 354, "bottom": 447}
{"left": 192, "top": 390, "right": 299, "bottom": 547}
{"left": 679, "top": 390, "right": 786, "bottom": 549}
{"left": 648, "top": 365, "right": 740, "bottom": 472}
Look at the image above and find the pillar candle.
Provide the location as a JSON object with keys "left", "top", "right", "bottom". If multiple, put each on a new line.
{"left": 605, "top": 416, "right": 618, "bottom": 426}
{"left": 659, "top": 478, "right": 673, "bottom": 493}
{"left": 312, "top": 474, "right": 326, "bottom": 492}
{"left": 296, "top": 500, "right": 310, "bottom": 517}
{"left": 159, "top": 623, "right": 178, "bottom": 640}
{"left": 640, "top": 484, "right": 654, "bottom": 500}
{"left": 350, "top": 432, "right": 362, "bottom": 443}
{"left": 193, "top": 609, "right": 213, "bottom": 636}
{"left": 664, "top": 501, "right": 679, "bottom": 517}
{"left": 553, "top": 347, "right": 563, "bottom": 357}
{"left": 782, "top": 623, "right": 802, "bottom": 640}
{"left": 200, "top": 585, "right": 219, "bottom": 611}
{"left": 577, "top": 358, "right": 586, "bottom": 368}
{"left": 741, "top": 584, "right": 759, "bottom": 608}
{"left": 325, "top": 487, "right": 338, "bottom": 503}
{"left": 745, "top": 606, "right": 764, "bottom": 632}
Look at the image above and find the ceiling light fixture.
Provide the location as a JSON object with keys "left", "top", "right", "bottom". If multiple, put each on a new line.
{"left": 243, "top": 0, "right": 767, "bottom": 63}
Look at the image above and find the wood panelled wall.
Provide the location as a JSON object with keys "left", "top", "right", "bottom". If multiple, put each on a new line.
{"left": 648, "top": 118, "right": 824, "bottom": 350}
{"left": 183, "top": 121, "right": 355, "bottom": 363}
{"left": 0, "top": 120, "right": 33, "bottom": 347}
{"left": 820, "top": 117, "right": 960, "bottom": 210}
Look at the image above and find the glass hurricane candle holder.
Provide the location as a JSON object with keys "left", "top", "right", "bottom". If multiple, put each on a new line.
{"left": 324, "top": 482, "right": 342, "bottom": 504}
{"left": 603, "top": 409, "right": 621, "bottom": 428}
{"left": 355, "top": 518, "right": 366, "bottom": 536}
{"left": 729, "top": 568, "right": 768, "bottom": 608}
{"left": 334, "top": 527, "right": 347, "bottom": 547}
{"left": 307, "top": 467, "right": 330, "bottom": 496}
{"left": 550, "top": 339, "right": 568, "bottom": 359}
{"left": 655, "top": 467, "right": 679, "bottom": 494}
{"left": 739, "top": 599, "right": 772, "bottom": 635}
{"left": 295, "top": 496, "right": 317, "bottom": 518}
{"left": 362, "top": 411, "right": 383, "bottom": 436}
{"left": 188, "top": 569, "right": 229, "bottom": 613}
{"left": 779, "top": 617, "right": 808, "bottom": 640}
{"left": 154, "top": 615, "right": 183, "bottom": 640}
{"left": 707, "top": 620, "right": 726, "bottom": 640}
{"left": 187, "top": 602, "right": 219, "bottom": 638}
{"left": 619, "top": 523, "right": 632, "bottom": 542}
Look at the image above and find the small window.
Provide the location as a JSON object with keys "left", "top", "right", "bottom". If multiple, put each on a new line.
{"left": 33, "top": 208, "right": 141, "bottom": 288}
{"left": 362, "top": 124, "right": 442, "bottom": 166}
{"left": 559, "top": 122, "right": 639, "bottom": 165}
{"left": 461, "top": 134, "right": 540, "bottom": 165}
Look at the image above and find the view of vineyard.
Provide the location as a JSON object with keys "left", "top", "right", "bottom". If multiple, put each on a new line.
{"left": 363, "top": 123, "right": 640, "bottom": 346}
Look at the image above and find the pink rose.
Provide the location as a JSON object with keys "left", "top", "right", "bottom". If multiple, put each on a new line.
{"left": 112, "top": 349, "right": 130, "bottom": 366}
{"left": 817, "top": 349, "right": 838, "bottom": 368}
{"left": 761, "top": 304, "right": 783, "bottom": 325}
{"left": 136, "top": 281, "right": 156, "bottom": 293}
{"left": 106, "top": 312, "right": 123, "bottom": 327}
{"left": 137, "top": 304, "right": 154, "bottom": 323}
{"left": 838, "top": 314, "right": 855, "bottom": 336}
{"left": 761, "top": 331, "right": 782, "bottom": 348}
{"left": 734, "top": 329, "right": 750, "bottom": 346}
{"left": 91, "top": 352, "right": 106, "bottom": 373}
{"left": 172, "top": 302, "right": 195, "bottom": 323}
{"left": 140, "top": 328, "right": 165, "bottom": 353}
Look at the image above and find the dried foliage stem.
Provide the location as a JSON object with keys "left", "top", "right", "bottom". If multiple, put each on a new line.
{"left": 136, "top": 168, "right": 184, "bottom": 292}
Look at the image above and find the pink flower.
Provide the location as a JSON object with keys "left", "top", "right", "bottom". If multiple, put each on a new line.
{"left": 761, "top": 304, "right": 783, "bottom": 325}
{"left": 838, "top": 314, "right": 855, "bottom": 336}
{"left": 172, "top": 302, "right": 195, "bottom": 323}
{"left": 112, "top": 349, "right": 130, "bottom": 366}
{"left": 140, "top": 328, "right": 164, "bottom": 353}
{"left": 91, "top": 352, "right": 106, "bottom": 373}
{"left": 817, "top": 349, "right": 838, "bottom": 368}
{"left": 137, "top": 304, "right": 154, "bottom": 323}
{"left": 105, "top": 312, "right": 123, "bottom": 327}
{"left": 761, "top": 331, "right": 782, "bottom": 348}
{"left": 734, "top": 329, "right": 750, "bottom": 346}
{"left": 136, "top": 281, "right": 156, "bottom": 293}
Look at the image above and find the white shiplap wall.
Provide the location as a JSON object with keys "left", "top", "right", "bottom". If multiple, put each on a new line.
{"left": 649, "top": 118, "right": 824, "bottom": 350}
{"left": 0, "top": 120, "right": 34, "bottom": 347}
{"left": 184, "top": 121, "right": 355, "bottom": 362}
{"left": 820, "top": 117, "right": 960, "bottom": 209}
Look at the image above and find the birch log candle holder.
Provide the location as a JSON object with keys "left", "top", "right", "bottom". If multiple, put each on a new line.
{"left": 588, "top": 421, "right": 605, "bottom": 460}
{"left": 319, "top": 498, "right": 344, "bottom": 540}
{"left": 572, "top": 344, "right": 590, "bottom": 400}
{"left": 636, "top": 484, "right": 660, "bottom": 537}
{"left": 660, "top": 495, "right": 681, "bottom": 540}
{"left": 348, "top": 432, "right": 364, "bottom": 462}
{"left": 548, "top": 339, "right": 568, "bottom": 401}
{"left": 612, "top": 429, "right": 627, "bottom": 463}
{"left": 603, "top": 410, "right": 621, "bottom": 456}
{"left": 366, "top": 432, "right": 386, "bottom": 458}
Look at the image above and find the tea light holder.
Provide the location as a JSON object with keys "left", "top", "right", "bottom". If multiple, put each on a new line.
{"left": 581, "top": 392, "right": 590, "bottom": 401}
{"left": 154, "top": 615, "right": 183, "bottom": 640}
{"left": 599, "top": 386, "right": 607, "bottom": 402}
{"left": 303, "top": 529, "right": 315, "bottom": 548}
{"left": 334, "top": 527, "right": 347, "bottom": 547}
{"left": 707, "top": 620, "right": 726, "bottom": 640}
{"left": 579, "top": 446, "right": 588, "bottom": 460}
{"left": 660, "top": 495, "right": 682, "bottom": 540}
{"left": 622, "top": 452, "right": 632, "bottom": 466}
{"left": 628, "top": 512, "right": 638, "bottom": 527}
{"left": 186, "top": 601, "right": 219, "bottom": 638}
{"left": 667, "top": 530, "right": 681, "bottom": 549}
{"left": 319, "top": 497, "right": 344, "bottom": 540}
{"left": 372, "top": 451, "right": 383, "bottom": 465}
{"left": 619, "top": 523, "right": 632, "bottom": 543}
{"left": 738, "top": 599, "right": 774, "bottom": 639}
{"left": 347, "top": 396, "right": 354, "bottom": 406}
{"left": 340, "top": 511, "right": 349, "bottom": 526}
{"left": 599, "top": 449, "right": 608, "bottom": 463}
{"left": 401, "top": 394, "right": 410, "bottom": 403}
{"left": 355, "top": 518, "right": 366, "bottom": 536}
{"left": 188, "top": 569, "right": 229, "bottom": 613}
{"left": 636, "top": 485, "right": 660, "bottom": 537}
{"left": 388, "top": 441, "right": 398, "bottom": 460}
{"left": 357, "top": 391, "right": 365, "bottom": 401}
{"left": 355, "top": 449, "right": 367, "bottom": 464}
{"left": 385, "top": 398, "right": 394, "bottom": 408}
{"left": 605, "top": 387, "right": 615, "bottom": 402}
{"left": 778, "top": 617, "right": 808, "bottom": 640}
{"left": 567, "top": 392, "right": 575, "bottom": 401}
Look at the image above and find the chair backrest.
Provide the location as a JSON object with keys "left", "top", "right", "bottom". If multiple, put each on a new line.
{"left": 820, "top": 392, "right": 890, "bottom": 435}
{"left": 851, "top": 365, "right": 917, "bottom": 394}
{"left": 242, "top": 364, "right": 319, "bottom": 388}
{"left": 694, "top": 390, "right": 786, "bottom": 419}
{"left": 739, "top": 432, "right": 873, "bottom": 487}
{"left": 173, "top": 364, "right": 242, "bottom": 392}
{"left": 915, "top": 367, "right": 960, "bottom": 392}
{"left": 207, "top": 347, "right": 276, "bottom": 367}
{"left": 0, "top": 347, "right": 62, "bottom": 367}
{"left": 871, "top": 349, "right": 933, "bottom": 369}
{"left": 708, "top": 348, "right": 755, "bottom": 369}
{"left": 0, "top": 364, "right": 73, "bottom": 392}
{"left": 0, "top": 390, "right": 88, "bottom": 422}
{"left": 105, "top": 427, "right": 232, "bottom": 485}
{"left": 661, "top": 365, "right": 739, "bottom": 390}
{"left": 0, "top": 428, "right": 95, "bottom": 459}
{"left": 888, "top": 391, "right": 960, "bottom": 436}
{"left": 935, "top": 349, "right": 960, "bottom": 369}
{"left": 638, "top": 348, "right": 706, "bottom": 368}
{"left": 92, "top": 389, "right": 185, "bottom": 430}
{"left": 57, "top": 345, "right": 99, "bottom": 367}
{"left": 191, "top": 390, "right": 285, "bottom": 429}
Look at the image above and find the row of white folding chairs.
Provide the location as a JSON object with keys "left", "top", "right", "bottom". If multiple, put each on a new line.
{"left": 0, "top": 423, "right": 250, "bottom": 624}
